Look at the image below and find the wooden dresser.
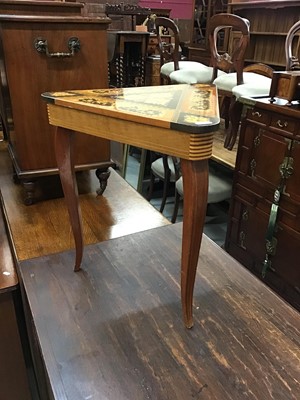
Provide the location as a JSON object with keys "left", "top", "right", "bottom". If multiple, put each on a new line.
{"left": 0, "top": 2, "right": 114, "bottom": 204}
{"left": 225, "top": 96, "right": 300, "bottom": 310}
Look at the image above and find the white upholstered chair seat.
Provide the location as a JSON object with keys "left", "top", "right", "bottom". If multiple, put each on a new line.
{"left": 169, "top": 66, "right": 226, "bottom": 84}
{"left": 151, "top": 156, "right": 177, "bottom": 182}
{"left": 175, "top": 168, "right": 232, "bottom": 204}
{"left": 213, "top": 72, "right": 271, "bottom": 92}
{"left": 161, "top": 60, "right": 209, "bottom": 78}
{"left": 232, "top": 78, "right": 272, "bottom": 100}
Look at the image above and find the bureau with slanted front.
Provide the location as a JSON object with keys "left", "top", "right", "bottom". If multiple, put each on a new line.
{"left": 225, "top": 97, "right": 300, "bottom": 310}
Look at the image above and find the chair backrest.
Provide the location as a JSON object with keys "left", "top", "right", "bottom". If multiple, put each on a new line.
{"left": 285, "top": 20, "right": 300, "bottom": 71}
{"left": 207, "top": 13, "right": 250, "bottom": 85}
{"left": 243, "top": 62, "right": 274, "bottom": 78}
{"left": 155, "top": 17, "right": 181, "bottom": 71}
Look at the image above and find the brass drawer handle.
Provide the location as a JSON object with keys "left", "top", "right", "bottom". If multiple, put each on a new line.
{"left": 252, "top": 111, "right": 262, "bottom": 118}
{"left": 276, "top": 120, "right": 288, "bottom": 128}
{"left": 34, "top": 37, "right": 80, "bottom": 58}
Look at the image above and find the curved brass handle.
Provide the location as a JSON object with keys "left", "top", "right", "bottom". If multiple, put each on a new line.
{"left": 276, "top": 119, "right": 288, "bottom": 128}
{"left": 34, "top": 37, "right": 80, "bottom": 58}
{"left": 252, "top": 111, "right": 262, "bottom": 118}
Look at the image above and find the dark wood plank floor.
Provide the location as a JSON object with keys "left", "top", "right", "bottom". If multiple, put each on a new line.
{"left": 0, "top": 141, "right": 169, "bottom": 261}
{"left": 20, "top": 223, "right": 300, "bottom": 400}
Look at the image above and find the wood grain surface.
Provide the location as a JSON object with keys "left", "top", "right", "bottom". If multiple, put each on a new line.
{"left": 0, "top": 141, "right": 169, "bottom": 261}
{"left": 19, "top": 223, "right": 300, "bottom": 400}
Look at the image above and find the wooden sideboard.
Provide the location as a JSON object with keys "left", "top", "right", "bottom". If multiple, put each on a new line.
{"left": 0, "top": 5, "right": 114, "bottom": 204}
{"left": 225, "top": 96, "right": 300, "bottom": 310}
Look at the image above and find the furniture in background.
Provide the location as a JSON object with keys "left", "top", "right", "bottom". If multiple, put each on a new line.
{"left": 189, "top": 1, "right": 300, "bottom": 69}
{"left": 225, "top": 96, "right": 300, "bottom": 311}
{"left": 107, "top": 30, "right": 150, "bottom": 87}
{"left": 170, "top": 13, "right": 257, "bottom": 160}
{"left": 227, "top": 0, "right": 300, "bottom": 69}
{"left": 0, "top": 4, "right": 114, "bottom": 205}
{"left": 0, "top": 193, "right": 32, "bottom": 399}
{"left": 172, "top": 162, "right": 232, "bottom": 223}
{"left": 189, "top": 0, "right": 229, "bottom": 65}
{"left": 105, "top": 3, "right": 150, "bottom": 31}
{"left": 285, "top": 19, "right": 300, "bottom": 71}
{"left": 227, "top": 17, "right": 300, "bottom": 151}
{"left": 155, "top": 15, "right": 227, "bottom": 87}
{"left": 147, "top": 154, "right": 179, "bottom": 213}
{"left": 208, "top": 13, "right": 250, "bottom": 133}
{"left": 42, "top": 84, "right": 220, "bottom": 329}
{"left": 227, "top": 62, "right": 274, "bottom": 150}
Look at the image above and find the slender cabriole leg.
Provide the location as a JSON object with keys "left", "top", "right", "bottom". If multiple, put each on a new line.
{"left": 54, "top": 127, "right": 83, "bottom": 271}
{"left": 180, "top": 159, "right": 209, "bottom": 328}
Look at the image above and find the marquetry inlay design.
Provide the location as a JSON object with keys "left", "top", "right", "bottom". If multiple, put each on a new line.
{"left": 44, "top": 84, "right": 219, "bottom": 161}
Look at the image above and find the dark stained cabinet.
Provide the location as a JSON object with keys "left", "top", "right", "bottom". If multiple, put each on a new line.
{"left": 225, "top": 97, "right": 300, "bottom": 310}
{"left": 0, "top": 6, "right": 114, "bottom": 204}
{"left": 0, "top": 197, "right": 32, "bottom": 399}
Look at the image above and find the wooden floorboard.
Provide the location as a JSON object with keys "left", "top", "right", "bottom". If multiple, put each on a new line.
{"left": 0, "top": 141, "right": 169, "bottom": 261}
{"left": 19, "top": 223, "right": 300, "bottom": 400}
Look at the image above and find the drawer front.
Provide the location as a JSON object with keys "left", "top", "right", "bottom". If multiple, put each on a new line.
{"left": 238, "top": 121, "right": 291, "bottom": 191}
{"left": 246, "top": 108, "right": 270, "bottom": 125}
{"left": 226, "top": 193, "right": 300, "bottom": 310}
{"left": 270, "top": 114, "right": 297, "bottom": 136}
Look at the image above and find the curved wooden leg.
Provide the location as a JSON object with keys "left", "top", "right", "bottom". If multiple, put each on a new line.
{"left": 55, "top": 127, "right": 83, "bottom": 271}
{"left": 95, "top": 168, "right": 111, "bottom": 196}
{"left": 160, "top": 155, "right": 171, "bottom": 213}
{"left": 226, "top": 96, "right": 243, "bottom": 150}
{"left": 181, "top": 159, "right": 208, "bottom": 328}
{"left": 171, "top": 190, "right": 181, "bottom": 224}
{"left": 221, "top": 96, "right": 230, "bottom": 130}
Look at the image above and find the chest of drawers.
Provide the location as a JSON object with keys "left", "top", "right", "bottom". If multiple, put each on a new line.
{"left": 225, "top": 97, "right": 300, "bottom": 310}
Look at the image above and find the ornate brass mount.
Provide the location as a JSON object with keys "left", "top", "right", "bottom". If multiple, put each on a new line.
{"left": 262, "top": 157, "right": 293, "bottom": 277}
{"left": 34, "top": 37, "right": 80, "bottom": 58}
{"left": 279, "top": 157, "right": 294, "bottom": 179}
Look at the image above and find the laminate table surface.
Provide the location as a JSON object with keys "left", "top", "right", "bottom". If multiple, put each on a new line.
{"left": 42, "top": 83, "right": 220, "bottom": 328}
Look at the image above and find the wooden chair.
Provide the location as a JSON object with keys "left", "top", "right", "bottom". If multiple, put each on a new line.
{"left": 155, "top": 16, "right": 214, "bottom": 84}
{"left": 147, "top": 154, "right": 179, "bottom": 213}
{"left": 171, "top": 164, "right": 232, "bottom": 224}
{"left": 209, "top": 13, "right": 250, "bottom": 130}
{"left": 169, "top": 13, "right": 250, "bottom": 133}
{"left": 226, "top": 19, "right": 300, "bottom": 150}
{"left": 227, "top": 63, "right": 274, "bottom": 150}
{"left": 285, "top": 20, "right": 300, "bottom": 71}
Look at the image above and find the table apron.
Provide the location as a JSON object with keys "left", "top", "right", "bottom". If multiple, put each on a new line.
{"left": 47, "top": 104, "right": 214, "bottom": 161}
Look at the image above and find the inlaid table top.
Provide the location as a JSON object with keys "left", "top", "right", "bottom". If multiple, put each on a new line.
{"left": 43, "top": 83, "right": 219, "bottom": 135}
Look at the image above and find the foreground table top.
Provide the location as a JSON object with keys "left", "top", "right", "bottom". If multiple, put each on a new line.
{"left": 43, "top": 84, "right": 220, "bottom": 328}
{"left": 43, "top": 84, "right": 219, "bottom": 159}
{"left": 19, "top": 223, "right": 300, "bottom": 400}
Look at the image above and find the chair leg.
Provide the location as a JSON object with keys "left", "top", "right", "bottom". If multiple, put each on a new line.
{"left": 224, "top": 96, "right": 243, "bottom": 150}
{"left": 171, "top": 190, "right": 181, "bottom": 223}
{"left": 220, "top": 96, "right": 231, "bottom": 130}
{"left": 228, "top": 98, "right": 243, "bottom": 150}
{"left": 159, "top": 157, "right": 171, "bottom": 213}
{"left": 147, "top": 170, "right": 156, "bottom": 201}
